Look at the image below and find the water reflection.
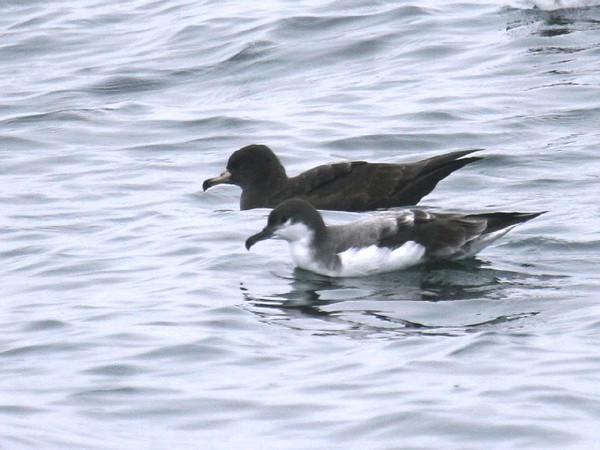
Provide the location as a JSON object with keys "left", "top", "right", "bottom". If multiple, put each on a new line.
{"left": 507, "top": 5, "right": 600, "bottom": 39}
{"left": 241, "top": 260, "right": 558, "bottom": 335}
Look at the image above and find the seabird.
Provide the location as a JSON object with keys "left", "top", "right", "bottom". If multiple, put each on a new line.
{"left": 203, "top": 144, "right": 482, "bottom": 211}
{"left": 245, "top": 199, "right": 544, "bottom": 277}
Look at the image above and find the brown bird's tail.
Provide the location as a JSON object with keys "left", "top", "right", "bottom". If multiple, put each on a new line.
{"left": 393, "top": 149, "right": 483, "bottom": 205}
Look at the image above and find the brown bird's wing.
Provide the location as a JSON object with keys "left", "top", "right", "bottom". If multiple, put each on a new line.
{"left": 280, "top": 161, "right": 367, "bottom": 209}
{"left": 284, "top": 150, "right": 481, "bottom": 212}
{"left": 389, "top": 150, "right": 482, "bottom": 207}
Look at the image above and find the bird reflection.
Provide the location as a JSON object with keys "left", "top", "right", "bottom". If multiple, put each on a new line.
{"left": 240, "top": 260, "right": 558, "bottom": 335}
{"left": 506, "top": 5, "right": 600, "bottom": 39}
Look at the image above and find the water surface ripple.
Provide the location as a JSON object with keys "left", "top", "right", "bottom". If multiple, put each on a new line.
{"left": 1, "top": 1, "right": 600, "bottom": 448}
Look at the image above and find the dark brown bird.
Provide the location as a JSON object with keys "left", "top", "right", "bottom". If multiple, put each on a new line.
{"left": 203, "top": 144, "right": 482, "bottom": 212}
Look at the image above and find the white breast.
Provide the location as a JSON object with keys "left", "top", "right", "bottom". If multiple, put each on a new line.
{"left": 288, "top": 236, "right": 316, "bottom": 271}
{"left": 334, "top": 241, "right": 426, "bottom": 277}
{"left": 287, "top": 240, "right": 426, "bottom": 277}
{"left": 276, "top": 220, "right": 427, "bottom": 277}
{"left": 277, "top": 223, "right": 319, "bottom": 272}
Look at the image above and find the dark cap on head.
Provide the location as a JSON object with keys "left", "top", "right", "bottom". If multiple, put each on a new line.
{"left": 245, "top": 199, "right": 326, "bottom": 250}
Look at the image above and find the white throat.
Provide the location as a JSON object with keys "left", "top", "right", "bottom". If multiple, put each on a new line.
{"left": 273, "top": 221, "right": 313, "bottom": 243}
{"left": 274, "top": 221, "right": 319, "bottom": 271}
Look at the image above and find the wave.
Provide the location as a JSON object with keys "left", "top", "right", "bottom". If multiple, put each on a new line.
{"left": 509, "top": 0, "right": 600, "bottom": 10}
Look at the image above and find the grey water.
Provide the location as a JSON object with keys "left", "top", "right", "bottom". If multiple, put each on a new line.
{"left": 2, "top": 0, "right": 600, "bottom": 448}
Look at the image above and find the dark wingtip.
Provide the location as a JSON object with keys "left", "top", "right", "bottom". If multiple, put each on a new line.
{"left": 394, "top": 155, "right": 485, "bottom": 206}
{"left": 523, "top": 211, "right": 547, "bottom": 221}
{"left": 457, "top": 148, "right": 483, "bottom": 157}
{"left": 439, "top": 148, "right": 484, "bottom": 160}
{"left": 202, "top": 179, "right": 212, "bottom": 191}
{"left": 473, "top": 210, "right": 547, "bottom": 233}
{"left": 457, "top": 156, "right": 484, "bottom": 166}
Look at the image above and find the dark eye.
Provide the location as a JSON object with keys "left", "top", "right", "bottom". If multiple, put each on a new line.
{"left": 280, "top": 215, "right": 288, "bottom": 224}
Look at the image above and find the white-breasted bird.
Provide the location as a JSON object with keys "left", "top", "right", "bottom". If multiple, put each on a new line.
{"left": 245, "top": 199, "right": 544, "bottom": 277}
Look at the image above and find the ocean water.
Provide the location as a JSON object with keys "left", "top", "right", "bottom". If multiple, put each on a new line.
{"left": 1, "top": 0, "right": 600, "bottom": 448}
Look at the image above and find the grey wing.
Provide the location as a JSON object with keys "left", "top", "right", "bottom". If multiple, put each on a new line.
{"left": 378, "top": 210, "right": 488, "bottom": 257}
{"left": 328, "top": 211, "right": 412, "bottom": 252}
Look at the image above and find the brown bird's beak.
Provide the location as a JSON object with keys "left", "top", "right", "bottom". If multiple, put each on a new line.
{"left": 245, "top": 226, "right": 274, "bottom": 250}
{"left": 203, "top": 170, "right": 232, "bottom": 191}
